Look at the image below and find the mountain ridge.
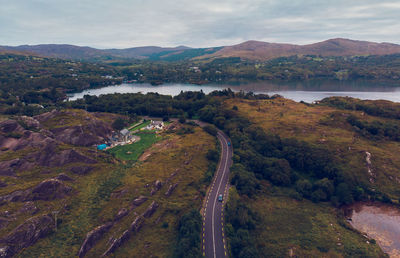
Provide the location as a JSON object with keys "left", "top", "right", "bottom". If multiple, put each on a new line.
{"left": 2, "top": 38, "right": 400, "bottom": 61}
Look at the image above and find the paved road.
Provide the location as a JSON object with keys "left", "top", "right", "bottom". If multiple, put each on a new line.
{"left": 202, "top": 131, "right": 232, "bottom": 258}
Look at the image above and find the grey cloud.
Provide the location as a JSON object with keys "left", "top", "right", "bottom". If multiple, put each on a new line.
{"left": 0, "top": 0, "right": 399, "bottom": 48}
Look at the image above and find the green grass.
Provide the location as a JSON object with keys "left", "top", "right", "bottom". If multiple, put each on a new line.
{"left": 129, "top": 120, "right": 150, "bottom": 132}
{"left": 107, "top": 133, "right": 161, "bottom": 161}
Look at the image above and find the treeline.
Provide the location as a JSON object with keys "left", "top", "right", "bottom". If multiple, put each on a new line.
{"left": 320, "top": 97, "right": 400, "bottom": 120}
{"left": 347, "top": 115, "right": 400, "bottom": 141}
{"left": 174, "top": 209, "right": 202, "bottom": 258}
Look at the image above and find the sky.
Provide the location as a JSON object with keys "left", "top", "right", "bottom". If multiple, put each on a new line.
{"left": 0, "top": 0, "right": 399, "bottom": 48}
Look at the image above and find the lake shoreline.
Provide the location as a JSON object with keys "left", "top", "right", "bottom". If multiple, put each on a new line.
{"left": 67, "top": 81, "right": 400, "bottom": 103}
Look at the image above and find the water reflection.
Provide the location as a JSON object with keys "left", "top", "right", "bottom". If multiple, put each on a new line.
{"left": 67, "top": 80, "right": 400, "bottom": 102}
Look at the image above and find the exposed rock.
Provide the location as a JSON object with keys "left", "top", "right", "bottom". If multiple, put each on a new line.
{"left": 130, "top": 216, "right": 144, "bottom": 232}
{"left": 70, "top": 166, "right": 94, "bottom": 175}
{"left": 142, "top": 201, "right": 159, "bottom": 218}
{"left": 0, "top": 159, "right": 20, "bottom": 177}
{"left": 0, "top": 179, "right": 72, "bottom": 204}
{"left": 0, "top": 190, "right": 30, "bottom": 204}
{"left": 110, "top": 189, "right": 129, "bottom": 199}
{"left": 78, "top": 222, "right": 113, "bottom": 258}
{"left": 0, "top": 214, "right": 53, "bottom": 257}
{"left": 29, "top": 179, "right": 72, "bottom": 201}
{"left": 132, "top": 196, "right": 148, "bottom": 207}
{"left": 102, "top": 230, "right": 130, "bottom": 257}
{"left": 114, "top": 208, "right": 129, "bottom": 222}
{"left": 17, "top": 116, "right": 40, "bottom": 130}
{"left": 18, "top": 202, "right": 38, "bottom": 215}
{"left": 55, "top": 173, "right": 74, "bottom": 181}
{"left": 165, "top": 183, "right": 178, "bottom": 197}
{"left": 0, "top": 120, "right": 24, "bottom": 134}
{"left": 150, "top": 180, "right": 163, "bottom": 196}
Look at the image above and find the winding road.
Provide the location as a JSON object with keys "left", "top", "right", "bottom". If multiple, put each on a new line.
{"left": 202, "top": 131, "right": 232, "bottom": 258}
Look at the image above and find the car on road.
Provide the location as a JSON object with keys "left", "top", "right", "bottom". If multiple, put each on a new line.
{"left": 227, "top": 142, "right": 231, "bottom": 147}
{"left": 218, "top": 194, "right": 223, "bottom": 202}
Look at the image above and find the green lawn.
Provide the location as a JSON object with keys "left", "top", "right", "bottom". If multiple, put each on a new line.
{"left": 129, "top": 120, "right": 151, "bottom": 132}
{"left": 108, "top": 133, "right": 160, "bottom": 161}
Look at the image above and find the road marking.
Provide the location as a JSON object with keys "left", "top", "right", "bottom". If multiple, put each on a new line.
{"left": 211, "top": 133, "right": 229, "bottom": 258}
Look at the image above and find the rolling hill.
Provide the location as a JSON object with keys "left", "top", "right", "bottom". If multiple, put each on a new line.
{"left": 201, "top": 38, "right": 400, "bottom": 60}
{"left": 2, "top": 38, "right": 400, "bottom": 61}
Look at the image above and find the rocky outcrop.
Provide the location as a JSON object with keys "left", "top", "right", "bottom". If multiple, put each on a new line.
{"left": 132, "top": 196, "right": 148, "bottom": 207}
{"left": 78, "top": 222, "right": 113, "bottom": 258}
{"left": 102, "top": 216, "right": 144, "bottom": 257}
{"left": 150, "top": 180, "right": 163, "bottom": 195}
{"left": 165, "top": 183, "right": 178, "bottom": 197}
{"left": 142, "top": 201, "right": 159, "bottom": 218}
{"left": 130, "top": 216, "right": 144, "bottom": 232}
{"left": 55, "top": 173, "right": 74, "bottom": 181}
{"left": 29, "top": 179, "right": 72, "bottom": 201}
{"left": 18, "top": 202, "right": 38, "bottom": 215}
{"left": 0, "top": 120, "right": 24, "bottom": 134}
{"left": 0, "top": 179, "right": 72, "bottom": 204}
{"left": 70, "top": 166, "right": 94, "bottom": 175}
{"left": 102, "top": 230, "right": 130, "bottom": 257}
{"left": 114, "top": 208, "right": 129, "bottom": 222}
{"left": 0, "top": 214, "right": 53, "bottom": 257}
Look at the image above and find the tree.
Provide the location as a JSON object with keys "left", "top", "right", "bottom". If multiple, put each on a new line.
{"left": 112, "top": 117, "right": 126, "bottom": 131}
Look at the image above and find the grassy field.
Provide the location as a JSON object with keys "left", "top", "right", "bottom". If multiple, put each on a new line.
{"left": 247, "top": 187, "right": 385, "bottom": 257}
{"left": 129, "top": 120, "right": 150, "bottom": 132}
{"left": 107, "top": 133, "right": 161, "bottom": 161}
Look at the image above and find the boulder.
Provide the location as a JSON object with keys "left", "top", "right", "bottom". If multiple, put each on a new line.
{"left": 165, "top": 183, "right": 178, "bottom": 197}
{"left": 78, "top": 222, "right": 113, "bottom": 258}
{"left": 132, "top": 196, "right": 148, "bottom": 207}
{"left": 0, "top": 214, "right": 53, "bottom": 257}
{"left": 102, "top": 230, "right": 130, "bottom": 257}
{"left": 150, "top": 180, "right": 163, "bottom": 195}
{"left": 114, "top": 208, "right": 129, "bottom": 222}
{"left": 130, "top": 216, "right": 144, "bottom": 232}
{"left": 142, "top": 201, "right": 159, "bottom": 218}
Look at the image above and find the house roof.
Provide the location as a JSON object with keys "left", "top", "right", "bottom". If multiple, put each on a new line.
{"left": 120, "top": 129, "right": 130, "bottom": 135}
{"left": 152, "top": 121, "right": 163, "bottom": 125}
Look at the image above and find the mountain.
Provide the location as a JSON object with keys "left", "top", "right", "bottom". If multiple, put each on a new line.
{"left": 0, "top": 44, "right": 195, "bottom": 61}
{"left": 2, "top": 38, "right": 400, "bottom": 61}
{"left": 201, "top": 38, "right": 400, "bottom": 60}
{"left": 106, "top": 46, "right": 191, "bottom": 59}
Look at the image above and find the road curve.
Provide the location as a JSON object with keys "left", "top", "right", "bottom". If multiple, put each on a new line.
{"left": 202, "top": 131, "right": 232, "bottom": 258}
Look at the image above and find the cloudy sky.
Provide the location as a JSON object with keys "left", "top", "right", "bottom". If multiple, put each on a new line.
{"left": 1, "top": 0, "right": 399, "bottom": 48}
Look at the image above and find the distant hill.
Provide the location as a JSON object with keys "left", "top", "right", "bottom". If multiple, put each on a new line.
{"left": 201, "top": 38, "right": 400, "bottom": 60}
{"left": 2, "top": 38, "right": 400, "bottom": 61}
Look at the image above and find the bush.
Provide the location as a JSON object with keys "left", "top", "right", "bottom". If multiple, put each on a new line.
{"left": 206, "top": 149, "right": 219, "bottom": 162}
{"left": 203, "top": 125, "right": 218, "bottom": 136}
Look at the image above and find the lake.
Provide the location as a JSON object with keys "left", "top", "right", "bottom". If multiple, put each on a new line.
{"left": 67, "top": 80, "right": 400, "bottom": 102}
{"left": 348, "top": 202, "right": 400, "bottom": 257}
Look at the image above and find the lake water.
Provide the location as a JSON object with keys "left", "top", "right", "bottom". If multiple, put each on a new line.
{"left": 67, "top": 81, "right": 400, "bottom": 103}
{"left": 348, "top": 203, "right": 400, "bottom": 257}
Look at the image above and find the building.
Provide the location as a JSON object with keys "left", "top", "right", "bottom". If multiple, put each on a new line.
{"left": 120, "top": 129, "right": 131, "bottom": 142}
{"left": 144, "top": 120, "right": 164, "bottom": 131}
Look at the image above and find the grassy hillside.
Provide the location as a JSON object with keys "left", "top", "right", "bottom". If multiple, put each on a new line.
{"left": 0, "top": 109, "right": 216, "bottom": 257}
{"left": 219, "top": 96, "right": 400, "bottom": 257}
